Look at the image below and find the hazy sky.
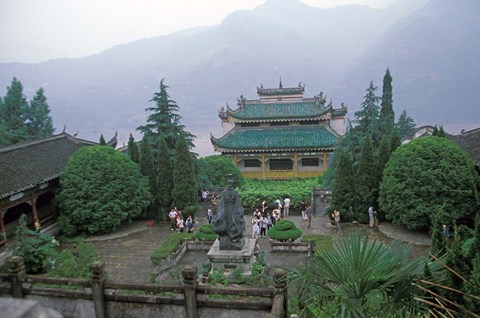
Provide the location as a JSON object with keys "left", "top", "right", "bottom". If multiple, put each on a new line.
{"left": 0, "top": 0, "right": 395, "bottom": 63}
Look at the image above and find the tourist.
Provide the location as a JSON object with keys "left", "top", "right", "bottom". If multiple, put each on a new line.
{"left": 332, "top": 209, "right": 341, "bottom": 232}
{"left": 207, "top": 206, "right": 213, "bottom": 224}
{"left": 300, "top": 200, "right": 307, "bottom": 221}
{"left": 253, "top": 208, "right": 262, "bottom": 219}
{"left": 443, "top": 224, "right": 451, "bottom": 238}
{"left": 176, "top": 215, "right": 184, "bottom": 232}
{"left": 283, "top": 197, "right": 291, "bottom": 216}
{"left": 260, "top": 215, "right": 269, "bottom": 237}
{"left": 368, "top": 206, "right": 375, "bottom": 228}
{"left": 272, "top": 209, "right": 281, "bottom": 221}
{"left": 262, "top": 198, "right": 268, "bottom": 213}
{"left": 201, "top": 190, "right": 208, "bottom": 202}
{"left": 274, "top": 199, "right": 282, "bottom": 213}
{"left": 252, "top": 218, "right": 260, "bottom": 239}
{"left": 305, "top": 205, "right": 313, "bottom": 228}
{"left": 34, "top": 219, "right": 41, "bottom": 232}
{"left": 186, "top": 214, "right": 194, "bottom": 233}
{"left": 169, "top": 209, "right": 178, "bottom": 230}
{"left": 270, "top": 211, "right": 277, "bottom": 226}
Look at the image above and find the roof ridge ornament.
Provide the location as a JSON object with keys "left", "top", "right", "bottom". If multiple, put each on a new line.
{"left": 237, "top": 95, "right": 246, "bottom": 109}
{"left": 279, "top": 77, "right": 283, "bottom": 89}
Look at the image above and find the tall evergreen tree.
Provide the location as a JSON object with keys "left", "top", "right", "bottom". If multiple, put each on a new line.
{"left": 354, "top": 134, "right": 377, "bottom": 223}
{"left": 156, "top": 135, "right": 173, "bottom": 214}
{"left": 375, "top": 135, "right": 390, "bottom": 217}
{"left": 390, "top": 128, "right": 401, "bottom": 154}
{"left": 379, "top": 68, "right": 395, "bottom": 136}
{"left": 354, "top": 81, "right": 380, "bottom": 137}
{"left": 99, "top": 134, "right": 107, "bottom": 145}
{"left": 136, "top": 79, "right": 195, "bottom": 154}
{"left": 2, "top": 77, "right": 28, "bottom": 142}
{"left": 331, "top": 150, "right": 356, "bottom": 221}
{"left": 396, "top": 110, "right": 416, "bottom": 140}
{"left": 172, "top": 135, "right": 198, "bottom": 210}
{"left": 25, "top": 87, "right": 54, "bottom": 138}
{"left": 139, "top": 136, "right": 156, "bottom": 194}
{"left": 127, "top": 133, "right": 139, "bottom": 163}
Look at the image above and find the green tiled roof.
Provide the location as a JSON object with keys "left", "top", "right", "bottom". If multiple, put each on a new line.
{"left": 212, "top": 126, "right": 338, "bottom": 152}
{"left": 230, "top": 101, "right": 328, "bottom": 120}
{"left": 257, "top": 87, "right": 304, "bottom": 96}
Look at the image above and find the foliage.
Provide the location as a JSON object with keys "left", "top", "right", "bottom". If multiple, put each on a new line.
{"left": 58, "top": 146, "right": 151, "bottom": 236}
{"left": 172, "top": 136, "right": 198, "bottom": 210}
{"left": 127, "top": 133, "right": 139, "bottom": 163}
{"left": 139, "top": 136, "right": 156, "bottom": 192}
{"left": 379, "top": 137, "right": 478, "bottom": 230}
{"left": 198, "top": 155, "right": 244, "bottom": 188}
{"left": 268, "top": 219, "right": 302, "bottom": 242}
{"left": 379, "top": 68, "right": 395, "bottom": 136}
{"left": 238, "top": 177, "right": 320, "bottom": 208}
{"left": 25, "top": 87, "right": 54, "bottom": 138}
{"left": 46, "top": 239, "right": 98, "bottom": 279}
{"left": 396, "top": 110, "right": 416, "bottom": 140}
{"left": 1, "top": 77, "right": 28, "bottom": 143}
{"left": 194, "top": 224, "right": 217, "bottom": 241}
{"left": 155, "top": 134, "right": 173, "bottom": 213}
{"left": 330, "top": 150, "right": 355, "bottom": 221}
{"left": 9, "top": 214, "right": 57, "bottom": 273}
{"left": 209, "top": 269, "right": 228, "bottom": 286}
{"left": 300, "top": 235, "right": 333, "bottom": 254}
{"left": 99, "top": 134, "right": 106, "bottom": 145}
{"left": 136, "top": 78, "right": 195, "bottom": 154}
{"left": 150, "top": 232, "right": 193, "bottom": 265}
{"left": 288, "top": 231, "right": 444, "bottom": 318}
{"left": 353, "top": 134, "right": 376, "bottom": 223}
{"left": 353, "top": 81, "right": 380, "bottom": 137}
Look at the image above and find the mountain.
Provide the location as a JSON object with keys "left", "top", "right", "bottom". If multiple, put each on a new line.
{"left": 1, "top": 0, "right": 476, "bottom": 157}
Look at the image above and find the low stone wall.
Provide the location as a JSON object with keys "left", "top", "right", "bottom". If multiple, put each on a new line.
{"left": 270, "top": 240, "right": 313, "bottom": 255}
{"left": 187, "top": 240, "right": 215, "bottom": 251}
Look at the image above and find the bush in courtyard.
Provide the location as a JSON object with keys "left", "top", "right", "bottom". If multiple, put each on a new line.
{"left": 268, "top": 219, "right": 302, "bottom": 242}
{"left": 58, "top": 146, "right": 152, "bottom": 236}
{"left": 198, "top": 155, "right": 244, "bottom": 188}
{"left": 194, "top": 224, "right": 217, "bottom": 241}
{"left": 379, "top": 137, "right": 478, "bottom": 230}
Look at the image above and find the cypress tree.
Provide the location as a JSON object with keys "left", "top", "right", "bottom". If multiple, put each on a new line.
{"left": 331, "top": 150, "right": 356, "bottom": 221}
{"left": 379, "top": 68, "right": 395, "bottom": 136}
{"left": 396, "top": 110, "right": 416, "bottom": 140}
{"left": 2, "top": 77, "right": 28, "bottom": 142}
{"left": 25, "top": 87, "right": 54, "bottom": 138}
{"left": 156, "top": 135, "right": 173, "bottom": 215}
{"left": 390, "top": 129, "right": 401, "bottom": 154}
{"left": 354, "top": 134, "right": 376, "bottom": 223}
{"left": 127, "top": 133, "right": 139, "bottom": 163}
{"left": 99, "top": 134, "right": 107, "bottom": 145}
{"left": 172, "top": 135, "right": 198, "bottom": 211}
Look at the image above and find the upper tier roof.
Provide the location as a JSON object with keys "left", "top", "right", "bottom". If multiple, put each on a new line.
{"left": 0, "top": 133, "right": 96, "bottom": 199}
{"left": 211, "top": 125, "right": 339, "bottom": 153}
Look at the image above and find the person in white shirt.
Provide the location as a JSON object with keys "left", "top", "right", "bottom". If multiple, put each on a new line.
{"left": 283, "top": 197, "right": 291, "bottom": 216}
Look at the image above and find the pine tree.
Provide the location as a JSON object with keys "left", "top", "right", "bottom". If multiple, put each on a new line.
{"left": 99, "top": 134, "right": 107, "bottom": 145}
{"left": 137, "top": 79, "right": 195, "bottom": 154}
{"left": 155, "top": 135, "right": 173, "bottom": 215}
{"left": 127, "top": 133, "right": 139, "bottom": 163}
{"left": 379, "top": 68, "right": 395, "bottom": 136}
{"left": 396, "top": 110, "right": 416, "bottom": 140}
{"left": 354, "top": 134, "right": 377, "bottom": 223}
{"left": 438, "top": 126, "right": 446, "bottom": 137}
{"left": 139, "top": 136, "right": 156, "bottom": 193}
{"left": 2, "top": 77, "right": 28, "bottom": 142}
{"left": 354, "top": 81, "right": 380, "bottom": 137}
{"left": 331, "top": 150, "right": 356, "bottom": 221}
{"left": 25, "top": 87, "right": 54, "bottom": 138}
{"left": 172, "top": 135, "right": 198, "bottom": 210}
{"left": 390, "top": 129, "right": 401, "bottom": 153}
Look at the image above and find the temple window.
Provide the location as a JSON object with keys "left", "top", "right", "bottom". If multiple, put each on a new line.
{"left": 269, "top": 159, "right": 293, "bottom": 171}
{"left": 244, "top": 159, "right": 262, "bottom": 168}
{"left": 301, "top": 158, "right": 320, "bottom": 167}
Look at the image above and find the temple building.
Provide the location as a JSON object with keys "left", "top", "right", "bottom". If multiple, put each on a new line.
{"left": 211, "top": 82, "right": 347, "bottom": 179}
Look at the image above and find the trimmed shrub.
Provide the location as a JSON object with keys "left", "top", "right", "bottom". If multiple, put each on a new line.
{"left": 194, "top": 224, "right": 217, "bottom": 241}
{"left": 268, "top": 219, "right": 302, "bottom": 242}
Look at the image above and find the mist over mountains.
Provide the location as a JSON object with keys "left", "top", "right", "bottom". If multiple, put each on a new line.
{"left": 0, "top": 0, "right": 478, "bottom": 156}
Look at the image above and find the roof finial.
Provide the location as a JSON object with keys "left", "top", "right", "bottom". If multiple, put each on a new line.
{"left": 62, "top": 124, "right": 66, "bottom": 133}
{"left": 279, "top": 77, "right": 283, "bottom": 89}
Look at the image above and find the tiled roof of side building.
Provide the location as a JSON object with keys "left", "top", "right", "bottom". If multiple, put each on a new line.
{"left": 450, "top": 127, "right": 480, "bottom": 165}
{"left": 229, "top": 101, "right": 329, "bottom": 120}
{"left": 0, "top": 133, "right": 96, "bottom": 199}
{"left": 211, "top": 126, "right": 339, "bottom": 152}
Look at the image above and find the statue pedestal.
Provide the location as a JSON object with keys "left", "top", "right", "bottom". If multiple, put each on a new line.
{"left": 207, "top": 238, "right": 256, "bottom": 276}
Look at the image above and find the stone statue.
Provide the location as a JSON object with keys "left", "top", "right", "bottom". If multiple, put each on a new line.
{"left": 211, "top": 175, "right": 245, "bottom": 250}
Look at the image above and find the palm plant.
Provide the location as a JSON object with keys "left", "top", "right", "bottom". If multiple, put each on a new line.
{"left": 287, "top": 231, "right": 443, "bottom": 317}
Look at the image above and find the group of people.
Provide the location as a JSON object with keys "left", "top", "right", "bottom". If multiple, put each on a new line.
{"left": 261, "top": 196, "right": 291, "bottom": 218}
{"left": 168, "top": 208, "right": 194, "bottom": 233}
{"left": 251, "top": 208, "right": 278, "bottom": 238}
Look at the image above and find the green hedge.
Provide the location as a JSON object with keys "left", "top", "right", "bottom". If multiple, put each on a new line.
{"left": 194, "top": 224, "right": 218, "bottom": 241}
{"left": 150, "top": 232, "right": 194, "bottom": 265}
{"left": 301, "top": 235, "right": 333, "bottom": 253}
{"left": 268, "top": 219, "right": 302, "bottom": 242}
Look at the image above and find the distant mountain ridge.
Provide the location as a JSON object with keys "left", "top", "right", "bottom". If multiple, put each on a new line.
{"left": 1, "top": 0, "right": 477, "bottom": 156}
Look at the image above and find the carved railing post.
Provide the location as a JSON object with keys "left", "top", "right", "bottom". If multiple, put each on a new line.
{"left": 90, "top": 261, "right": 106, "bottom": 318}
{"left": 274, "top": 268, "right": 288, "bottom": 318}
{"left": 8, "top": 256, "right": 25, "bottom": 298}
{"left": 182, "top": 265, "right": 198, "bottom": 318}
